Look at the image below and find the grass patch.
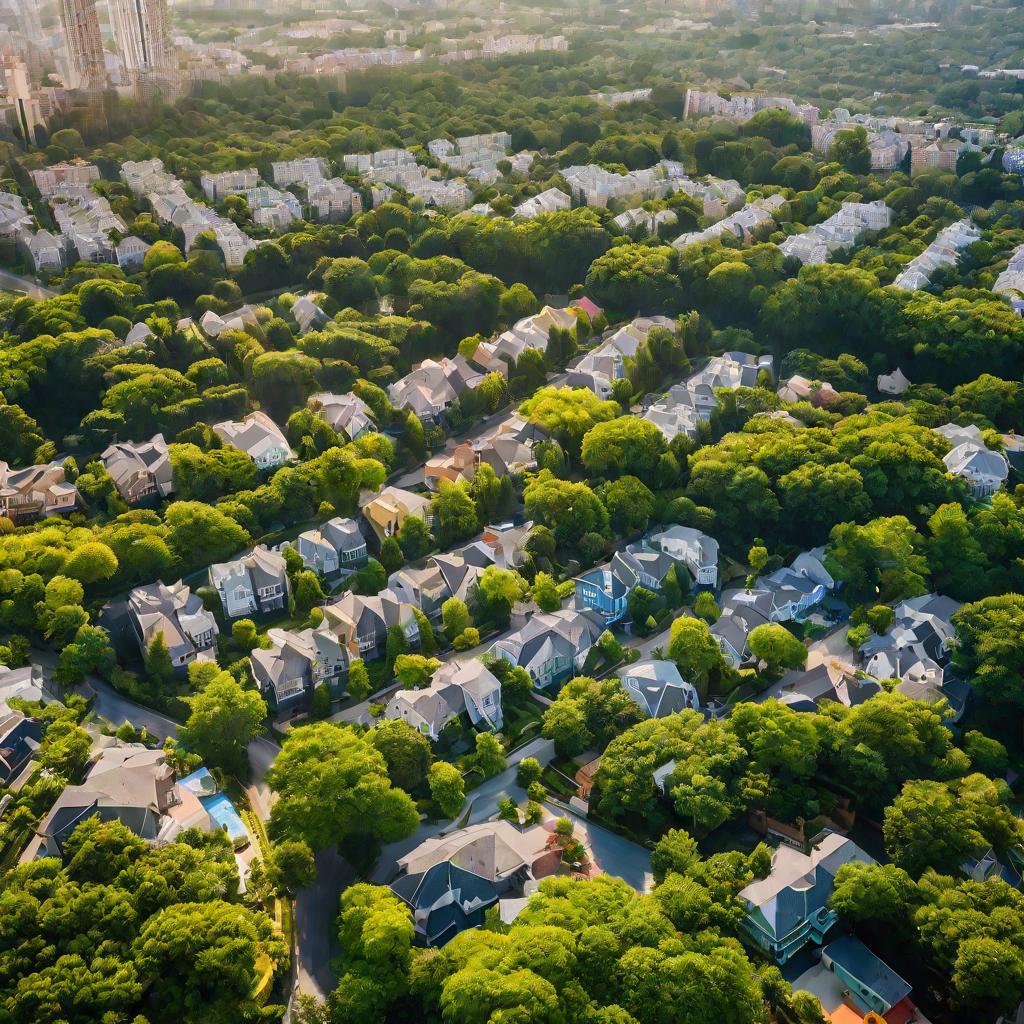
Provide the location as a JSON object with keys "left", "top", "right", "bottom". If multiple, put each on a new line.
{"left": 541, "top": 766, "right": 577, "bottom": 799}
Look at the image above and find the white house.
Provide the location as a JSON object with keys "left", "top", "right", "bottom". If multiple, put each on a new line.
{"left": 213, "top": 411, "right": 294, "bottom": 469}
{"left": 208, "top": 546, "right": 290, "bottom": 620}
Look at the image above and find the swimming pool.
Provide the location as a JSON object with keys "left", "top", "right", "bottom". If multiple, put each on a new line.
{"left": 200, "top": 791, "right": 249, "bottom": 842}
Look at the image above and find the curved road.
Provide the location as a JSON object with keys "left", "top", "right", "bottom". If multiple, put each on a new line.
{"left": 0, "top": 269, "right": 57, "bottom": 300}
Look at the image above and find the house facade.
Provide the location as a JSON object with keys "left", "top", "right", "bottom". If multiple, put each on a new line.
{"left": 101, "top": 434, "right": 174, "bottom": 504}
{"left": 126, "top": 580, "right": 219, "bottom": 672}
{"left": 0, "top": 461, "right": 79, "bottom": 522}
{"left": 208, "top": 546, "right": 290, "bottom": 620}
{"left": 212, "top": 411, "right": 294, "bottom": 469}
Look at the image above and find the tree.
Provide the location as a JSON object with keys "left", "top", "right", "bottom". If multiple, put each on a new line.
{"left": 310, "top": 681, "right": 332, "bottom": 720}
{"left": 347, "top": 658, "right": 371, "bottom": 702}
{"left": 413, "top": 608, "right": 438, "bottom": 656}
{"left": 442, "top": 596, "right": 472, "bottom": 641}
{"left": 379, "top": 536, "right": 404, "bottom": 574}
{"left": 431, "top": 480, "right": 480, "bottom": 547}
{"left": 581, "top": 417, "right": 667, "bottom": 479}
{"left": 385, "top": 624, "right": 408, "bottom": 672}
{"left": 519, "top": 387, "right": 619, "bottom": 458}
{"left": 393, "top": 653, "right": 440, "bottom": 689}
{"left": 601, "top": 476, "right": 656, "bottom": 534}
{"left": 531, "top": 572, "right": 561, "bottom": 612}
{"left": 474, "top": 731, "right": 507, "bottom": 778}
{"left": 398, "top": 515, "right": 432, "bottom": 560}
{"left": 62, "top": 541, "right": 118, "bottom": 585}
{"left": 145, "top": 633, "right": 174, "bottom": 693}
{"left": 748, "top": 624, "right": 806, "bottom": 676}
{"left": 667, "top": 616, "right": 726, "bottom": 697}
{"left": 180, "top": 671, "right": 267, "bottom": 775}
{"left": 369, "top": 719, "right": 433, "bottom": 792}
{"left": 323, "top": 257, "right": 378, "bottom": 308}
{"left": 953, "top": 595, "right": 1024, "bottom": 709}
{"left": 266, "top": 839, "right": 317, "bottom": 894}
{"left": 293, "top": 570, "right": 326, "bottom": 617}
{"left": 428, "top": 760, "right": 465, "bottom": 818}
{"left": 231, "top": 618, "right": 260, "bottom": 653}
{"left": 651, "top": 827, "right": 700, "bottom": 884}
{"left": 543, "top": 676, "right": 644, "bottom": 754}
{"left": 883, "top": 775, "right": 1022, "bottom": 876}
{"left": 476, "top": 565, "right": 527, "bottom": 628}
{"left": 39, "top": 721, "right": 92, "bottom": 777}
{"left": 693, "top": 591, "right": 720, "bottom": 623}
{"left": 829, "top": 126, "right": 871, "bottom": 174}
{"left": 267, "top": 723, "right": 419, "bottom": 851}
{"left": 516, "top": 756, "right": 543, "bottom": 787}
{"left": 523, "top": 470, "right": 609, "bottom": 546}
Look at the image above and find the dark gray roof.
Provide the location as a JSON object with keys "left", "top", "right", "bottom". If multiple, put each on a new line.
{"left": 391, "top": 861, "right": 499, "bottom": 945}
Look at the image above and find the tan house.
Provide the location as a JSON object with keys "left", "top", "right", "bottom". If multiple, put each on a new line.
{"left": 361, "top": 486, "right": 433, "bottom": 544}
{"left": 424, "top": 442, "right": 477, "bottom": 490}
{"left": 0, "top": 461, "right": 79, "bottom": 522}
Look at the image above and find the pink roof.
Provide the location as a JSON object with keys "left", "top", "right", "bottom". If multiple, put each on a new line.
{"left": 573, "top": 296, "right": 603, "bottom": 320}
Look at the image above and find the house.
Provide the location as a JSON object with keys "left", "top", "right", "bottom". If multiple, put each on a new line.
{"left": 291, "top": 294, "right": 329, "bottom": 334}
{"left": 777, "top": 661, "right": 880, "bottom": 712}
{"left": 860, "top": 593, "right": 961, "bottom": 677}
{"left": 127, "top": 580, "right": 219, "bottom": 672}
{"left": 200, "top": 167, "right": 259, "bottom": 202}
{"left": 513, "top": 187, "right": 571, "bottom": 218}
{"left": 471, "top": 305, "right": 579, "bottom": 375}
{"left": 570, "top": 316, "right": 675, "bottom": 397}
{"left": 618, "top": 660, "right": 699, "bottom": 718}
{"left": 777, "top": 375, "right": 840, "bottom": 406}
{"left": 293, "top": 517, "right": 367, "bottom": 576}
{"left": 737, "top": 549, "right": 835, "bottom": 623}
{"left": 115, "top": 235, "right": 151, "bottom": 270}
{"left": 647, "top": 525, "right": 719, "bottom": 587}
{"left": 425, "top": 442, "right": 478, "bottom": 490}
{"left": 0, "top": 461, "right": 79, "bottom": 522}
{"left": 711, "top": 602, "right": 771, "bottom": 667}
{"left": 472, "top": 416, "right": 549, "bottom": 477}
{"left": 490, "top": 608, "right": 605, "bottom": 691}
{"left": 891, "top": 219, "right": 981, "bottom": 291}
{"left": 385, "top": 659, "right": 503, "bottom": 739}
{"left": 309, "top": 392, "right": 375, "bottom": 440}
{"left": 208, "top": 546, "right": 290, "bottom": 619}
{"left": 0, "top": 711, "right": 41, "bottom": 784}
{"left": 0, "top": 664, "right": 56, "bottom": 715}
{"left": 101, "top": 434, "right": 174, "bottom": 504}
{"left": 250, "top": 620, "right": 348, "bottom": 711}
{"left": 361, "top": 486, "right": 433, "bottom": 544}
{"left": 387, "top": 562, "right": 451, "bottom": 621}
{"left": 125, "top": 322, "right": 155, "bottom": 347}
{"left": 738, "top": 831, "right": 875, "bottom": 963}
{"left": 820, "top": 937, "right": 912, "bottom": 1018}
{"left": 33, "top": 742, "right": 216, "bottom": 859}
{"left": 213, "top": 411, "right": 294, "bottom": 469}
{"left": 574, "top": 564, "right": 633, "bottom": 625}
{"left": 943, "top": 437, "right": 1010, "bottom": 498}
{"left": 307, "top": 178, "right": 362, "bottom": 221}
{"left": 877, "top": 367, "right": 911, "bottom": 395}
{"left": 322, "top": 589, "right": 421, "bottom": 661}
{"left": 388, "top": 356, "right": 482, "bottom": 421}
{"left": 22, "top": 229, "right": 66, "bottom": 273}
{"left": 391, "top": 819, "right": 546, "bottom": 945}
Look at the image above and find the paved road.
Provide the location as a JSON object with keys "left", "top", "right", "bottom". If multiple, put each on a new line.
{"left": 0, "top": 268, "right": 57, "bottom": 300}
{"left": 75, "top": 675, "right": 180, "bottom": 740}
{"left": 292, "top": 847, "right": 351, "bottom": 1004}
{"left": 544, "top": 801, "right": 653, "bottom": 893}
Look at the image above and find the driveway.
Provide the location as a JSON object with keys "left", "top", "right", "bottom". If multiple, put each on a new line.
{"left": 74, "top": 675, "right": 180, "bottom": 741}
{"left": 545, "top": 801, "right": 653, "bottom": 893}
{"left": 0, "top": 268, "right": 56, "bottom": 300}
{"left": 292, "top": 847, "right": 351, "bottom": 1002}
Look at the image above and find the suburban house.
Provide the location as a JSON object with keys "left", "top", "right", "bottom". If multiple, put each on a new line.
{"left": 309, "top": 392, "right": 376, "bottom": 440}
{"left": 733, "top": 549, "right": 835, "bottom": 624}
{"left": 33, "top": 742, "right": 218, "bottom": 860}
{"left": 391, "top": 820, "right": 549, "bottom": 945}
{"left": 387, "top": 562, "right": 452, "bottom": 621}
{"left": 250, "top": 620, "right": 348, "bottom": 711}
{"left": 738, "top": 831, "right": 875, "bottom": 963}
{"left": 618, "top": 659, "right": 700, "bottom": 718}
{"left": 212, "top": 411, "right": 294, "bottom": 469}
{"left": 291, "top": 294, "right": 329, "bottom": 334}
{"left": 777, "top": 661, "right": 880, "bottom": 713}
{"left": 858, "top": 592, "right": 968, "bottom": 721}
{"left": 0, "top": 711, "right": 41, "bottom": 784}
{"left": 470, "top": 304, "right": 580, "bottom": 375}
{"left": 101, "top": 434, "right": 174, "bottom": 504}
{"left": 473, "top": 416, "right": 548, "bottom": 477}
{"left": 361, "top": 486, "right": 433, "bottom": 544}
{"left": 0, "top": 461, "right": 79, "bottom": 522}
{"left": 385, "top": 660, "right": 503, "bottom": 739}
{"left": 934, "top": 422, "right": 1010, "bottom": 498}
{"left": 388, "top": 356, "right": 483, "bottom": 420}
{"left": 777, "top": 375, "right": 840, "bottom": 407}
{"left": 513, "top": 187, "right": 571, "bottom": 218}
{"left": 0, "top": 664, "right": 56, "bottom": 715}
{"left": 425, "top": 442, "right": 478, "bottom": 490}
{"left": 490, "top": 608, "right": 605, "bottom": 690}
{"left": 569, "top": 316, "right": 676, "bottom": 397}
{"left": 573, "top": 564, "right": 633, "bottom": 624}
{"left": 819, "top": 937, "right": 913, "bottom": 1019}
{"left": 126, "top": 580, "right": 219, "bottom": 672}
{"left": 322, "top": 589, "right": 421, "bottom": 661}
{"left": 711, "top": 601, "right": 772, "bottom": 668}
{"left": 877, "top": 367, "right": 911, "bottom": 395}
{"left": 208, "top": 546, "right": 290, "bottom": 619}
{"left": 647, "top": 525, "right": 720, "bottom": 588}
{"left": 293, "top": 517, "right": 368, "bottom": 577}
{"left": 891, "top": 218, "right": 981, "bottom": 291}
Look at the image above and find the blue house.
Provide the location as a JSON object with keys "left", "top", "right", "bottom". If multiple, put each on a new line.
{"left": 821, "top": 936, "right": 912, "bottom": 1017}
{"left": 574, "top": 566, "right": 631, "bottom": 625}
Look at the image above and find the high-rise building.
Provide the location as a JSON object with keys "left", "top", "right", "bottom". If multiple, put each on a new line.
{"left": 108, "top": 0, "right": 171, "bottom": 77}
{"left": 59, "top": 0, "right": 106, "bottom": 89}
{"left": 0, "top": 54, "right": 43, "bottom": 145}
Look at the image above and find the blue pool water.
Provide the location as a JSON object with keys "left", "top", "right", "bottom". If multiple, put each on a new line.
{"left": 200, "top": 791, "right": 248, "bottom": 841}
